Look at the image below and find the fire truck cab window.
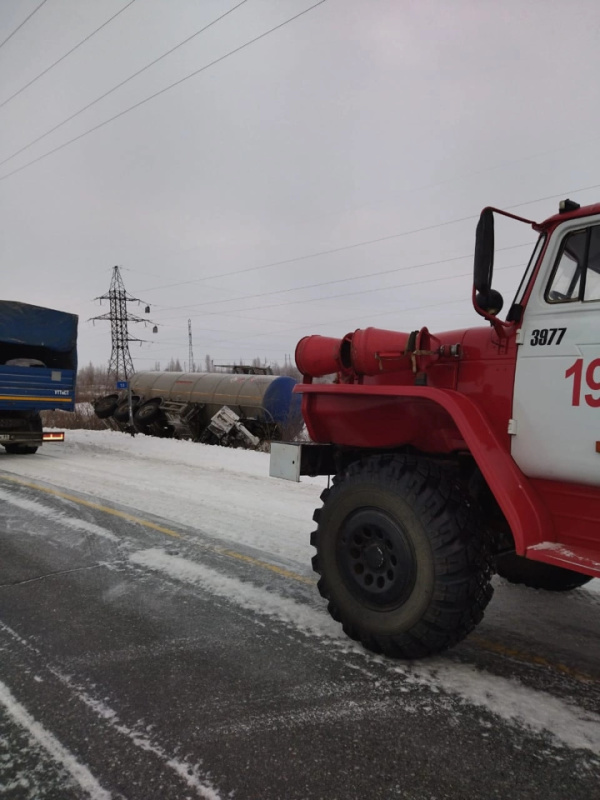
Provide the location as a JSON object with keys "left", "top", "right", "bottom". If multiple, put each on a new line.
{"left": 546, "top": 225, "right": 600, "bottom": 303}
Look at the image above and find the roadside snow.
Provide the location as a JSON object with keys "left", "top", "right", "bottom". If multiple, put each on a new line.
{"left": 2, "top": 429, "right": 597, "bottom": 593}
{"left": 0, "top": 429, "right": 327, "bottom": 566}
{"left": 0, "top": 487, "right": 120, "bottom": 544}
{"left": 130, "top": 547, "right": 341, "bottom": 639}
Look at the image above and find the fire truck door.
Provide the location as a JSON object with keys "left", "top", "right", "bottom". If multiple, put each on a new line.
{"left": 511, "top": 220, "right": 600, "bottom": 486}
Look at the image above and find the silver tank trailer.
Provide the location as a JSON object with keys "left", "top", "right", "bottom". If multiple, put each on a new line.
{"left": 95, "top": 371, "right": 301, "bottom": 445}
{"left": 98, "top": 370, "right": 303, "bottom": 446}
{"left": 131, "top": 371, "right": 283, "bottom": 422}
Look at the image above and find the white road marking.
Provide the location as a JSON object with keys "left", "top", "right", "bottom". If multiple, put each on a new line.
{"left": 55, "top": 673, "right": 223, "bottom": 800}
{"left": 0, "top": 679, "right": 111, "bottom": 800}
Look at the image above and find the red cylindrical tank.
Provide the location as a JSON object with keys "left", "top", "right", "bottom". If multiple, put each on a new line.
{"left": 295, "top": 335, "right": 345, "bottom": 377}
{"left": 296, "top": 328, "right": 441, "bottom": 378}
{"left": 351, "top": 328, "right": 415, "bottom": 375}
{"left": 351, "top": 327, "right": 440, "bottom": 375}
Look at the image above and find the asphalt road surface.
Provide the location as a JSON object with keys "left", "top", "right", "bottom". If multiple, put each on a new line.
{"left": 0, "top": 470, "right": 598, "bottom": 799}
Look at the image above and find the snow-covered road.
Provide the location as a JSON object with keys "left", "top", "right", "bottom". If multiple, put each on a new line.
{"left": 0, "top": 430, "right": 599, "bottom": 799}
{"left": 3, "top": 429, "right": 327, "bottom": 565}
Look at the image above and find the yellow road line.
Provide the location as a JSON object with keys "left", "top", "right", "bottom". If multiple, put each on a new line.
{"left": 0, "top": 475, "right": 182, "bottom": 539}
{"left": 0, "top": 476, "right": 316, "bottom": 587}
{"left": 470, "top": 635, "right": 598, "bottom": 684}
{"left": 218, "top": 548, "right": 314, "bottom": 585}
{"left": 2, "top": 474, "right": 597, "bottom": 685}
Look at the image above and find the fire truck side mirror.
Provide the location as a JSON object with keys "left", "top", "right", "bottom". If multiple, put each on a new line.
{"left": 476, "top": 288, "right": 504, "bottom": 316}
{"left": 474, "top": 208, "right": 504, "bottom": 315}
{"left": 474, "top": 207, "right": 494, "bottom": 293}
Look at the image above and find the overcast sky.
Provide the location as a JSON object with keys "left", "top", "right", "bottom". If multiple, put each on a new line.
{"left": 1, "top": 0, "right": 599, "bottom": 372}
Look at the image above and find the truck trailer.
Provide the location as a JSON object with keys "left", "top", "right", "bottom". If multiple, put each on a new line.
{"left": 94, "top": 371, "right": 302, "bottom": 448}
{"left": 0, "top": 300, "right": 78, "bottom": 454}
{"left": 271, "top": 198, "right": 600, "bottom": 659}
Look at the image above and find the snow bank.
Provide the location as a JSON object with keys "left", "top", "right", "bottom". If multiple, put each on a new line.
{"left": 1, "top": 429, "right": 327, "bottom": 565}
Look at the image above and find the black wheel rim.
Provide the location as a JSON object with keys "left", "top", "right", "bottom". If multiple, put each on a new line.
{"left": 337, "top": 508, "right": 417, "bottom": 609}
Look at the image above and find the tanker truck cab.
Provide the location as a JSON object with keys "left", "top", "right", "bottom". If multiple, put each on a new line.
{"left": 270, "top": 198, "right": 600, "bottom": 660}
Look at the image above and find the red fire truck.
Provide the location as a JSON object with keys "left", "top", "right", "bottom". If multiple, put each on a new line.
{"left": 271, "top": 198, "right": 600, "bottom": 658}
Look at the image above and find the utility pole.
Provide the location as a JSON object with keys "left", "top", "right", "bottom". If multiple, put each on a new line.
{"left": 90, "top": 266, "right": 157, "bottom": 381}
{"left": 188, "top": 319, "right": 194, "bottom": 373}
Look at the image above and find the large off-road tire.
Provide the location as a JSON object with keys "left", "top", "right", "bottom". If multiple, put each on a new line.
{"left": 113, "top": 398, "right": 140, "bottom": 424}
{"left": 134, "top": 401, "right": 162, "bottom": 426}
{"left": 496, "top": 553, "right": 593, "bottom": 591}
{"left": 94, "top": 394, "right": 119, "bottom": 419}
{"left": 4, "top": 445, "right": 38, "bottom": 454}
{"left": 113, "top": 403, "right": 131, "bottom": 423}
{"left": 311, "top": 455, "right": 493, "bottom": 659}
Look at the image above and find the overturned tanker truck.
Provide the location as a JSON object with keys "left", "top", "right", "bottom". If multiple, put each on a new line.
{"left": 94, "top": 371, "right": 302, "bottom": 448}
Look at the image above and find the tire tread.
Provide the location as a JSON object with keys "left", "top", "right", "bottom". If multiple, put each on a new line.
{"left": 311, "top": 454, "right": 493, "bottom": 658}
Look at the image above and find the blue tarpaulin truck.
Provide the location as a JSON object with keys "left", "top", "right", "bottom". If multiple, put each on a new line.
{"left": 0, "top": 300, "right": 78, "bottom": 454}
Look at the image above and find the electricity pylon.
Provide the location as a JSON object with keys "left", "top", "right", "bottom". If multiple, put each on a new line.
{"left": 90, "top": 266, "right": 157, "bottom": 381}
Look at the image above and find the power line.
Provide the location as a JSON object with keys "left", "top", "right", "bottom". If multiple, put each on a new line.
{"left": 133, "top": 133, "right": 600, "bottom": 273}
{"left": 127, "top": 268, "right": 520, "bottom": 358}
{"left": 164, "top": 262, "right": 524, "bottom": 325}
{"left": 0, "top": 0, "right": 248, "bottom": 167}
{"left": 153, "top": 242, "right": 532, "bottom": 316}
{"left": 0, "top": 0, "right": 138, "bottom": 111}
{"left": 91, "top": 184, "right": 598, "bottom": 331}
{"left": 302, "top": 136, "right": 598, "bottom": 232}
{"left": 125, "top": 263, "right": 244, "bottom": 299}
{"left": 184, "top": 283, "right": 496, "bottom": 349}
{"left": 0, "top": 0, "right": 329, "bottom": 183}
{"left": 247, "top": 298, "right": 471, "bottom": 343}
{"left": 141, "top": 214, "right": 479, "bottom": 294}
{"left": 137, "top": 181, "right": 600, "bottom": 296}
{"left": 0, "top": 0, "right": 48, "bottom": 51}
{"left": 134, "top": 258, "right": 528, "bottom": 358}
{"left": 142, "top": 293, "right": 477, "bottom": 354}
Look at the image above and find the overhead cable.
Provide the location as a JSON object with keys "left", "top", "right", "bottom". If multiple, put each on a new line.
{"left": 161, "top": 262, "right": 523, "bottom": 324}
{"left": 0, "top": 0, "right": 138, "bottom": 110}
{"left": 0, "top": 0, "right": 329, "bottom": 182}
{"left": 0, "top": 0, "right": 49, "bottom": 51}
{"left": 0, "top": 0, "right": 248, "bottom": 166}
{"left": 152, "top": 242, "right": 532, "bottom": 316}
{"left": 137, "top": 181, "right": 600, "bottom": 294}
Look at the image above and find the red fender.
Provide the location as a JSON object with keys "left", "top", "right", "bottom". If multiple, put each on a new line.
{"left": 296, "top": 384, "right": 555, "bottom": 554}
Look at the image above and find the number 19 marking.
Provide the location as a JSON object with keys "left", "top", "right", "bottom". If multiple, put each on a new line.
{"left": 565, "top": 358, "right": 600, "bottom": 407}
